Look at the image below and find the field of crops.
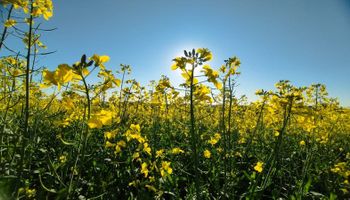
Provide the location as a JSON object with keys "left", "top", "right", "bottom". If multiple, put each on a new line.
{"left": 1, "top": 1, "right": 350, "bottom": 199}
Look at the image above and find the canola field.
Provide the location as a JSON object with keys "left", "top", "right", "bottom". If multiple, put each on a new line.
{"left": 0, "top": 1, "right": 350, "bottom": 199}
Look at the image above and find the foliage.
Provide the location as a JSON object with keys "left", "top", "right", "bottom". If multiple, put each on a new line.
{"left": 0, "top": 1, "right": 349, "bottom": 199}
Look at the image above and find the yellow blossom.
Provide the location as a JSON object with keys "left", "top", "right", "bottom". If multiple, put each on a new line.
{"left": 132, "top": 152, "right": 140, "bottom": 161}
{"left": 104, "top": 131, "right": 117, "bottom": 140}
{"left": 274, "top": 131, "right": 280, "bottom": 137}
{"left": 141, "top": 162, "right": 149, "bottom": 177}
{"left": 88, "top": 110, "right": 114, "bottom": 129}
{"left": 105, "top": 141, "right": 115, "bottom": 148}
{"left": 160, "top": 161, "right": 173, "bottom": 177}
{"left": 90, "top": 54, "right": 110, "bottom": 70}
{"left": 171, "top": 147, "right": 184, "bottom": 155}
{"left": 156, "top": 149, "right": 164, "bottom": 158}
{"left": 143, "top": 142, "right": 152, "bottom": 155}
{"left": 4, "top": 19, "right": 16, "bottom": 27}
{"left": 59, "top": 155, "right": 67, "bottom": 163}
{"left": 203, "top": 149, "right": 211, "bottom": 158}
{"left": 254, "top": 161, "right": 264, "bottom": 173}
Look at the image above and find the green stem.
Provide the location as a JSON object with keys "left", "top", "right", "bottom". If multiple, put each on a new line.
{"left": 189, "top": 61, "right": 199, "bottom": 198}
{"left": 221, "top": 77, "right": 227, "bottom": 197}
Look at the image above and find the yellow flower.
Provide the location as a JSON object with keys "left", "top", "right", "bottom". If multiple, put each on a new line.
{"left": 197, "top": 48, "right": 213, "bottom": 61}
{"left": 171, "top": 147, "right": 184, "bottom": 155}
{"left": 105, "top": 141, "right": 115, "bottom": 148}
{"left": 160, "top": 161, "right": 173, "bottom": 177}
{"left": 254, "top": 161, "right": 264, "bottom": 173}
{"left": 41, "top": 64, "right": 75, "bottom": 90}
{"left": 203, "top": 149, "right": 211, "bottom": 159}
{"left": 274, "top": 131, "right": 280, "bottom": 137}
{"left": 201, "top": 65, "right": 221, "bottom": 89}
{"left": 88, "top": 110, "right": 114, "bottom": 129}
{"left": 141, "top": 162, "right": 149, "bottom": 177}
{"left": 143, "top": 142, "right": 152, "bottom": 155}
{"left": 59, "top": 155, "right": 67, "bottom": 163}
{"left": 214, "top": 133, "right": 221, "bottom": 139}
{"left": 156, "top": 149, "right": 164, "bottom": 158}
{"left": 208, "top": 133, "right": 221, "bottom": 146}
{"left": 130, "top": 124, "right": 141, "bottom": 133}
{"left": 132, "top": 152, "right": 140, "bottom": 161}
{"left": 25, "top": 188, "right": 36, "bottom": 198}
{"left": 115, "top": 140, "right": 126, "bottom": 154}
{"left": 32, "top": 0, "right": 53, "bottom": 20}
{"left": 344, "top": 179, "right": 349, "bottom": 185}
{"left": 171, "top": 63, "right": 178, "bottom": 70}
{"left": 238, "top": 137, "right": 246, "bottom": 144}
{"left": 4, "top": 19, "right": 16, "bottom": 27}
{"left": 104, "top": 131, "right": 117, "bottom": 140}
{"left": 90, "top": 54, "right": 110, "bottom": 70}
{"left": 299, "top": 140, "right": 306, "bottom": 146}
{"left": 117, "top": 140, "right": 126, "bottom": 148}
{"left": 115, "top": 145, "right": 122, "bottom": 154}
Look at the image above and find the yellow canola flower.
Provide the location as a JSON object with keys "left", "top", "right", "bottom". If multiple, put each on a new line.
{"left": 104, "top": 131, "right": 117, "bottom": 140}
{"left": 274, "top": 131, "right": 280, "bottom": 137}
{"left": 197, "top": 48, "right": 213, "bottom": 61}
{"left": 32, "top": 0, "right": 53, "bottom": 20}
{"left": 160, "top": 161, "right": 173, "bottom": 177}
{"left": 130, "top": 124, "right": 141, "bottom": 133}
{"left": 194, "top": 84, "right": 212, "bottom": 102}
{"left": 117, "top": 140, "right": 126, "bottom": 148}
{"left": 115, "top": 140, "right": 126, "bottom": 154}
{"left": 171, "top": 57, "right": 187, "bottom": 71}
{"left": 254, "top": 161, "right": 264, "bottom": 173}
{"left": 4, "top": 19, "right": 17, "bottom": 27}
{"left": 105, "top": 141, "right": 115, "bottom": 148}
{"left": 208, "top": 138, "right": 219, "bottom": 146}
{"left": 171, "top": 63, "right": 178, "bottom": 70}
{"left": 299, "top": 140, "right": 306, "bottom": 146}
{"left": 208, "top": 133, "right": 221, "bottom": 146}
{"left": 201, "top": 65, "right": 222, "bottom": 89}
{"left": 87, "top": 110, "right": 114, "bottom": 129}
{"left": 90, "top": 54, "right": 110, "bottom": 70}
{"left": 59, "top": 155, "right": 67, "bottom": 163}
{"left": 2, "top": 0, "right": 29, "bottom": 13}
{"left": 141, "top": 162, "right": 149, "bottom": 177}
{"left": 143, "top": 142, "right": 152, "bottom": 155}
{"left": 41, "top": 64, "right": 76, "bottom": 90}
{"left": 181, "top": 71, "right": 198, "bottom": 85}
{"left": 98, "top": 70, "right": 121, "bottom": 87}
{"left": 156, "top": 149, "right": 164, "bottom": 158}
{"left": 132, "top": 152, "right": 140, "bottom": 161}
{"left": 26, "top": 188, "right": 36, "bottom": 198}
{"left": 203, "top": 149, "right": 211, "bottom": 158}
{"left": 171, "top": 147, "right": 184, "bottom": 155}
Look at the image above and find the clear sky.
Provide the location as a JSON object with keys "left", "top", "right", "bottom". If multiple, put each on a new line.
{"left": 22, "top": 0, "right": 350, "bottom": 105}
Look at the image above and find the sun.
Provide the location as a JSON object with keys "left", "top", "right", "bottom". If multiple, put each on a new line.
{"left": 166, "top": 42, "right": 207, "bottom": 87}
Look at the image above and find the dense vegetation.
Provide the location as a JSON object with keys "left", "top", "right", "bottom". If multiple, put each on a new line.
{"left": 1, "top": 1, "right": 349, "bottom": 199}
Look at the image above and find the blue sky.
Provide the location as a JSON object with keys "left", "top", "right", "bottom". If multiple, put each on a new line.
{"left": 6, "top": 0, "right": 350, "bottom": 105}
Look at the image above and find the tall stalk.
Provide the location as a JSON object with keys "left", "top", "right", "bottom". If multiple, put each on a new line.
{"left": 189, "top": 60, "right": 200, "bottom": 198}
{"left": 19, "top": 1, "right": 33, "bottom": 184}
{"left": 24, "top": 2, "right": 33, "bottom": 143}
{"left": 221, "top": 76, "right": 227, "bottom": 196}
